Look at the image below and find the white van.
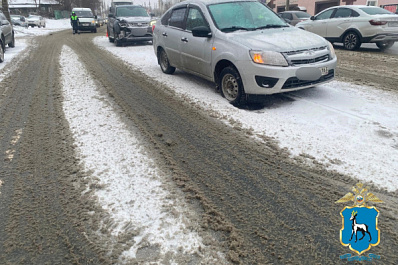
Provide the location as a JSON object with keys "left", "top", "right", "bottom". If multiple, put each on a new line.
{"left": 72, "top": 8, "right": 97, "bottom": 33}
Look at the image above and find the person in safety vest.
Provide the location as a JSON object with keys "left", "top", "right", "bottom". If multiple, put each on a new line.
{"left": 70, "top": 11, "right": 79, "bottom": 34}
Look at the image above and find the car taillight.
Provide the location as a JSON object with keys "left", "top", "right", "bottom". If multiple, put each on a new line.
{"left": 369, "top": 20, "right": 387, "bottom": 26}
{"left": 152, "top": 25, "right": 155, "bottom": 32}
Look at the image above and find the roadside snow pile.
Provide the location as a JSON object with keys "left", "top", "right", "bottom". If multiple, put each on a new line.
{"left": 94, "top": 37, "right": 398, "bottom": 192}
{"left": 13, "top": 18, "right": 71, "bottom": 37}
{"left": 59, "top": 45, "right": 225, "bottom": 264}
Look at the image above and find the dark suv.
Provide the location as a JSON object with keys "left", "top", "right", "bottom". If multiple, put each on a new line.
{"left": 0, "top": 11, "right": 15, "bottom": 63}
{"left": 107, "top": 5, "right": 153, "bottom": 46}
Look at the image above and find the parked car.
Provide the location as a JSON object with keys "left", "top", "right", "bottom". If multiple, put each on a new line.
{"left": 27, "top": 15, "right": 46, "bottom": 28}
{"left": 278, "top": 11, "right": 311, "bottom": 26}
{"left": 296, "top": 5, "right": 398, "bottom": 51}
{"left": 97, "top": 16, "right": 105, "bottom": 26}
{"left": 107, "top": 5, "right": 153, "bottom": 46}
{"left": 153, "top": 0, "right": 337, "bottom": 106}
{"left": 72, "top": 8, "right": 97, "bottom": 33}
{"left": 11, "top": 15, "right": 28, "bottom": 28}
{"left": 0, "top": 11, "right": 15, "bottom": 63}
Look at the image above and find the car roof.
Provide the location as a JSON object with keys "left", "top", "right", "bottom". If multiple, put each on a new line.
{"left": 279, "top": 11, "right": 308, "bottom": 13}
{"left": 116, "top": 4, "right": 145, "bottom": 8}
{"left": 178, "top": 0, "right": 258, "bottom": 6}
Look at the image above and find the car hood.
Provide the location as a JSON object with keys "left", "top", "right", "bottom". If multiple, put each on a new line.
{"left": 225, "top": 27, "right": 328, "bottom": 52}
{"left": 118, "top": 16, "right": 151, "bottom": 23}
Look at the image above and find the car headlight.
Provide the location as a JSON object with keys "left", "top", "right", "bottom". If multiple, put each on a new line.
{"left": 92, "top": 20, "right": 96, "bottom": 24}
{"left": 327, "top": 41, "right": 336, "bottom": 60}
{"left": 119, "top": 22, "right": 128, "bottom": 27}
{"left": 249, "top": 50, "right": 288, "bottom": 66}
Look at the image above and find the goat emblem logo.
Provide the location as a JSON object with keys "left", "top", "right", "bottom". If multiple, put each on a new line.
{"left": 336, "top": 183, "right": 383, "bottom": 255}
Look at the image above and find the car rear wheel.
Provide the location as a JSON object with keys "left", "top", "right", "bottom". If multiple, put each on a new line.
{"left": 376, "top": 41, "right": 394, "bottom": 50}
{"left": 219, "top": 66, "right": 246, "bottom": 106}
{"left": 9, "top": 33, "right": 15, "bottom": 48}
{"left": 0, "top": 42, "right": 4, "bottom": 63}
{"left": 343, "top": 32, "right": 361, "bottom": 51}
{"left": 158, "top": 49, "right": 175, "bottom": 74}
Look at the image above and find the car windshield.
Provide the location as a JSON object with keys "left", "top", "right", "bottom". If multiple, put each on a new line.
{"left": 360, "top": 7, "right": 394, "bottom": 15}
{"left": 116, "top": 6, "right": 148, "bottom": 17}
{"left": 74, "top": 11, "right": 94, "bottom": 18}
{"left": 296, "top": 12, "right": 311, "bottom": 18}
{"left": 208, "top": 1, "right": 288, "bottom": 32}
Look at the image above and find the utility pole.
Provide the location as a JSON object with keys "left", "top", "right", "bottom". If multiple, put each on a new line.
{"left": 285, "top": 0, "right": 289, "bottom": 11}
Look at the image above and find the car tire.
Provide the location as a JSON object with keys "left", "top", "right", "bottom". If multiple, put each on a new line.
{"left": 343, "top": 31, "right": 361, "bottom": 51}
{"left": 9, "top": 33, "right": 15, "bottom": 48}
{"left": 0, "top": 41, "right": 4, "bottom": 63}
{"left": 94, "top": 28, "right": 97, "bottom": 33}
{"left": 158, "top": 49, "right": 175, "bottom": 74}
{"left": 376, "top": 41, "right": 394, "bottom": 50}
{"left": 219, "top": 66, "right": 246, "bottom": 106}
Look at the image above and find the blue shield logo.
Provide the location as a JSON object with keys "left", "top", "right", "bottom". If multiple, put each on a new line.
{"left": 340, "top": 206, "right": 380, "bottom": 255}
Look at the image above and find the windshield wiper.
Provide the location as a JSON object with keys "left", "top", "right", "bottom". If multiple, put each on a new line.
{"left": 220, "top": 26, "right": 251, "bottom": 33}
{"left": 254, "top": 24, "right": 289, "bottom": 30}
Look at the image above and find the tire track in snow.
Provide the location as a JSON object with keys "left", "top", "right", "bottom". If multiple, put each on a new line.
{"left": 59, "top": 45, "right": 226, "bottom": 264}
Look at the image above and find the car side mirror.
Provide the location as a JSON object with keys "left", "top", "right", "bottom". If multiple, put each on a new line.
{"left": 1, "top": 20, "right": 9, "bottom": 26}
{"left": 310, "top": 16, "right": 315, "bottom": 20}
{"left": 95, "top": 15, "right": 98, "bottom": 19}
{"left": 192, "top": 26, "right": 212, "bottom": 38}
{"left": 150, "top": 13, "right": 155, "bottom": 17}
{"left": 109, "top": 13, "right": 114, "bottom": 18}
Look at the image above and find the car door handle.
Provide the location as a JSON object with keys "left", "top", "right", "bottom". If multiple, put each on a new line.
{"left": 181, "top": 37, "right": 188, "bottom": 43}
{"left": 162, "top": 32, "right": 167, "bottom": 37}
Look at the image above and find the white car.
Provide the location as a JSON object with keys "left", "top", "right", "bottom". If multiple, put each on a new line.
{"left": 153, "top": 0, "right": 337, "bottom": 106}
{"left": 296, "top": 5, "right": 398, "bottom": 50}
{"left": 27, "top": 15, "right": 46, "bottom": 28}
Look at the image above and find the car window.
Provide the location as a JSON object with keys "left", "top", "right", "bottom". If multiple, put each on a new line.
{"left": 333, "top": 8, "right": 352, "bottom": 18}
{"left": 116, "top": 6, "right": 148, "bottom": 17}
{"left": 169, "top": 7, "right": 187, "bottom": 29}
{"left": 295, "top": 12, "right": 311, "bottom": 19}
{"left": 161, "top": 9, "right": 172, "bottom": 25}
{"left": 315, "top": 9, "right": 334, "bottom": 20}
{"left": 186, "top": 7, "right": 207, "bottom": 31}
{"left": 74, "top": 11, "right": 94, "bottom": 18}
{"left": 0, "top": 13, "right": 8, "bottom": 20}
{"left": 360, "top": 7, "right": 394, "bottom": 15}
{"left": 209, "top": 1, "right": 286, "bottom": 32}
{"left": 286, "top": 14, "right": 293, "bottom": 20}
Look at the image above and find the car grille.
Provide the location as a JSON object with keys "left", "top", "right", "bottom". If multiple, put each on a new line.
{"left": 282, "top": 46, "right": 331, "bottom": 66}
{"left": 128, "top": 22, "right": 149, "bottom": 27}
{"left": 282, "top": 69, "right": 334, "bottom": 89}
{"left": 290, "top": 54, "right": 329, "bottom": 65}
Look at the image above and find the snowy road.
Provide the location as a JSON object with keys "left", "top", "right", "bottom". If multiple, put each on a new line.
{"left": 0, "top": 22, "right": 397, "bottom": 264}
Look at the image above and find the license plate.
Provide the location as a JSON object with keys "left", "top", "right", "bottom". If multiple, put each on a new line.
{"left": 388, "top": 21, "right": 398, "bottom": 27}
{"left": 83, "top": 23, "right": 90, "bottom": 26}
{"left": 320, "top": 67, "right": 328, "bottom": 76}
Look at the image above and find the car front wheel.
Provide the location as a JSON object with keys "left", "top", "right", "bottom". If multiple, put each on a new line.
{"left": 219, "top": 66, "right": 246, "bottom": 106}
{"left": 343, "top": 32, "right": 361, "bottom": 50}
{"left": 158, "top": 49, "right": 175, "bottom": 74}
{"left": 376, "top": 41, "right": 394, "bottom": 50}
{"left": 9, "top": 33, "right": 15, "bottom": 48}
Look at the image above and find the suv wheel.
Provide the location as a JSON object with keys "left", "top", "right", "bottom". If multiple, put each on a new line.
{"left": 9, "top": 33, "right": 15, "bottom": 48}
{"left": 219, "top": 66, "right": 246, "bottom": 106}
{"left": 0, "top": 41, "right": 4, "bottom": 63}
{"left": 343, "top": 32, "right": 361, "bottom": 51}
{"left": 376, "top": 41, "right": 394, "bottom": 50}
{"left": 158, "top": 49, "right": 175, "bottom": 74}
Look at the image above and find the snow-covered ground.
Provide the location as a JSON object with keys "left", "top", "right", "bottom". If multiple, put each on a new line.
{"left": 93, "top": 37, "right": 398, "bottom": 193}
